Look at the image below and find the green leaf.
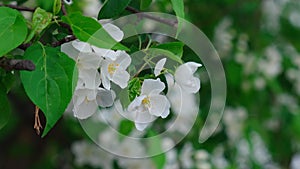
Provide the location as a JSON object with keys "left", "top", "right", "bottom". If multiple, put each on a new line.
{"left": 0, "top": 84, "right": 11, "bottom": 130}
{"left": 140, "top": 0, "right": 152, "bottom": 10}
{"left": 0, "top": 7, "right": 28, "bottom": 57}
{"left": 128, "top": 77, "right": 141, "bottom": 101}
{"left": 53, "top": 0, "right": 62, "bottom": 15}
{"left": 0, "top": 70, "right": 15, "bottom": 93}
{"left": 20, "top": 43, "right": 76, "bottom": 137}
{"left": 118, "top": 119, "right": 135, "bottom": 136}
{"left": 98, "top": 0, "right": 132, "bottom": 19}
{"left": 62, "top": 12, "right": 129, "bottom": 51}
{"left": 146, "top": 130, "right": 166, "bottom": 169}
{"left": 146, "top": 48, "right": 183, "bottom": 64}
{"left": 25, "top": 7, "right": 53, "bottom": 43}
{"left": 170, "top": 0, "right": 185, "bottom": 37}
{"left": 153, "top": 42, "right": 184, "bottom": 58}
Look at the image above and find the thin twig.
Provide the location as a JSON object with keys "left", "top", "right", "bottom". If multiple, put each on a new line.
{"left": 0, "top": 4, "right": 35, "bottom": 12}
{"left": 0, "top": 57, "right": 35, "bottom": 71}
{"left": 125, "top": 6, "right": 178, "bottom": 27}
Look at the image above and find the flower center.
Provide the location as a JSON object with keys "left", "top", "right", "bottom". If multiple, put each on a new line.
{"left": 108, "top": 62, "right": 119, "bottom": 75}
{"left": 142, "top": 96, "right": 151, "bottom": 108}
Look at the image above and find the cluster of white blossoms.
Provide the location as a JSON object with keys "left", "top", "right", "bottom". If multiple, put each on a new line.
{"left": 62, "top": 23, "right": 131, "bottom": 119}
{"left": 128, "top": 59, "right": 202, "bottom": 131}
{"left": 61, "top": 22, "right": 202, "bottom": 131}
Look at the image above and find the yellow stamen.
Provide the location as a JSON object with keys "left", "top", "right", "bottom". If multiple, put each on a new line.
{"left": 108, "top": 63, "right": 119, "bottom": 75}
{"left": 142, "top": 96, "right": 151, "bottom": 108}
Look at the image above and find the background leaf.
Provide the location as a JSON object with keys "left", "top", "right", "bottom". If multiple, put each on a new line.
{"left": 140, "top": 0, "right": 152, "bottom": 10}
{"left": 20, "top": 43, "right": 76, "bottom": 137}
{"left": 62, "top": 12, "right": 128, "bottom": 51}
{"left": 146, "top": 130, "right": 166, "bottom": 169}
{"left": 98, "top": 0, "right": 132, "bottom": 19}
{"left": 0, "top": 7, "right": 28, "bottom": 57}
{"left": 147, "top": 48, "right": 183, "bottom": 64}
{"left": 0, "top": 84, "right": 11, "bottom": 130}
{"left": 153, "top": 42, "right": 184, "bottom": 58}
{"left": 170, "top": 0, "right": 184, "bottom": 37}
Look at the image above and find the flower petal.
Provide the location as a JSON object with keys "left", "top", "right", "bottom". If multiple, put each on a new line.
{"left": 101, "top": 70, "right": 111, "bottom": 90}
{"left": 161, "top": 99, "right": 171, "bottom": 118}
{"left": 112, "top": 70, "right": 130, "bottom": 89}
{"left": 175, "top": 62, "right": 202, "bottom": 93}
{"left": 91, "top": 46, "right": 112, "bottom": 57}
{"left": 61, "top": 41, "right": 79, "bottom": 60}
{"left": 72, "top": 41, "right": 93, "bottom": 53}
{"left": 135, "top": 122, "right": 149, "bottom": 131}
{"left": 149, "top": 95, "right": 169, "bottom": 117}
{"left": 165, "top": 73, "right": 175, "bottom": 89}
{"left": 154, "top": 58, "right": 166, "bottom": 77}
{"left": 73, "top": 100, "right": 98, "bottom": 119}
{"left": 103, "top": 23, "right": 124, "bottom": 42}
{"left": 78, "top": 69, "right": 101, "bottom": 89}
{"left": 141, "top": 79, "right": 165, "bottom": 95}
{"left": 115, "top": 51, "right": 131, "bottom": 69}
{"left": 78, "top": 52, "right": 102, "bottom": 69}
{"left": 96, "top": 88, "right": 116, "bottom": 107}
{"left": 128, "top": 95, "right": 146, "bottom": 112}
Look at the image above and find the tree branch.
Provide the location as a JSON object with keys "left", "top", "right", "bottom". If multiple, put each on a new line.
{"left": 52, "top": 35, "right": 77, "bottom": 47}
{"left": 125, "top": 6, "right": 178, "bottom": 27}
{"left": 61, "top": 0, "right": 67, "bottom": 15}
{"left": 0, "top": 4, "right": 35, "bottom": 12}
{"left": 0, "top": 57, "right": 35, "bottom": 71}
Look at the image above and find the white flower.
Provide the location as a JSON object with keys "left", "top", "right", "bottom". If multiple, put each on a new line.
{"left": 154, "top": 58, "right": 166, "bottom": 76}
{"left": 175, "top": 62, "right": 202, "bottom": 93}
{"left": 72, "top": 88, "right": 98, "bottom": 119}
{"left": 128, "top": 79, "right": 170, "bottom": 131}
{"left": 101, "top": 50, "right": 131, "bottom": 89}
{"left": 165, "top": 73, "right": 198, "bottom": 134}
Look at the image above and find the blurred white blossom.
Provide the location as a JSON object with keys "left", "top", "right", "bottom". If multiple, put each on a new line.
{"left": 213, "top": 17, "right": 235, "bottom": 57}
{"left": 71, "top": 140, "right": 113, "bottom": 169}
{"left": 223, "top": 107, "right": 247, "bottom": 143}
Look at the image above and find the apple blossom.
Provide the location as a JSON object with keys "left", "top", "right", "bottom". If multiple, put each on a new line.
{"left": 128, "top": 79, "right": 170, "bottom": 131}
{"left": 101, "top": 50, "right": 131, "bottom": 89}
{"left": 175, "top": 62, "right": 202, "bottom": 93}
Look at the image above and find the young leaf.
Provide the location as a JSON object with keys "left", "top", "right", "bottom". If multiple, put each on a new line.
{"left": 0, "top": 85, "right": 11, "bottom": 130}
{"left": 98, "top": 0, "right": 132, "bottom": 19}
{"left": 140, "top": 0, "right": 152, "bottom": 10}
{"left": 152, "top": 42, "right": 184, "bottom": 58}
{"left": 170, "top": 0, "right": 185, "bottom": 37}
{"left": 128, "top": 77, "right": 141, "bottom": 101}
{"left": 62, "top": 12, "right": 129, "bottom": 51}
{"left": 0, "top": 7, "right": 28, "bottom": 57}
{"left": 20, "top": 43, "right": 76, "bottom": 137}
{"left": 53, "top": 0, "right": 62, "bottom": 15}
{"left": 25, "top": 7, "right": 53, "bottom": 43}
